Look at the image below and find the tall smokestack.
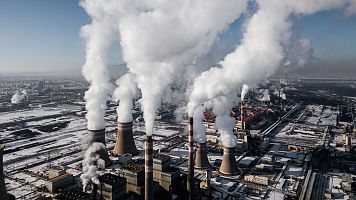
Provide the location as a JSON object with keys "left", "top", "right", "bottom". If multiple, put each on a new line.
{"left": 0, "top": 144, "right": 9, "bottom": 200}
{"left": 194, "top": 142, "right": 210, "bottom": 169}
{"left": 219, "top": 147, "right": 240, "bottom": 176}
{"left": 113, "top": 121, "right": 138, "bottom": 156}
{"left": 187, "top": 117, "right": 195, "bottom": 200}
{"left": 145, "top": 135, "right": 153, "bottom": 200}
{"left": 240, "top": 101, "right": 244, "bottom": 130}
{"left": 88, "top": 129, "right": 111, "bottom": 166}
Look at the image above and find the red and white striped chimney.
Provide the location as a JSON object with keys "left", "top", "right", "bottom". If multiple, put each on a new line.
{"left": 187, "top": 117, "right": 194, "bottom": 200}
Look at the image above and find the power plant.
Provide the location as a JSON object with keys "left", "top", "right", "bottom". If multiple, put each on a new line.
{"left": 194, "top": 142, "right": 210, "bottom": 169}
{"left": 113, "top": 121, "right": 138, "bottom": 156}
{"left": 88, "top": 129, "right": 111, "bottom": 166}
{"left": 219, "top": 147, "right": 240, "bottom": 176}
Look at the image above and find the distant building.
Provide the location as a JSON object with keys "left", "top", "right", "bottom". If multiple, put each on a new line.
{"left": 46, "top": 168, "right": 74, "bottom": 193}
{"left": 95, "top": 173, "right": 126, "bottom": 200}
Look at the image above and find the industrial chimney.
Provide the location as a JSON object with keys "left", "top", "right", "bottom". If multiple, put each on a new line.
{"left": 145, "top": 135, "right": 153, "bottom": 200}
{"left": 113, "top": 121, "right": 138, "bottom": 156}
{"left": 88, "top": 129, "right": 111, "bottom": 166}
{"left": 195, "top": 142, "right": 210, "bottom": 169}
{"left": 187, "top": 117, "right": 195, "bottom": 200}
{"left": 219, "top": 147, "right": 240, "bottom": 176}
{"left": 240, "top": 101, "right": 244, "bottom": 130}
{"left": 0, "top": 144, "right": 9, "bottom": 200}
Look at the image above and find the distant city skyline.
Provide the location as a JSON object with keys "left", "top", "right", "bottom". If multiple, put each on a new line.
{"left": 0, "top": 1, "right": 355, "bottom": 77}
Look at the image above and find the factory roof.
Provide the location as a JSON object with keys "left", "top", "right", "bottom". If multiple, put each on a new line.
{"left": 98, "top": 173, "right": 126, "bottom": 185}
{"left": 54, "top": 191, "right": 91, "bottom": 200}
{"left": 47, "top": 173, "right": 73, "bottom": 183}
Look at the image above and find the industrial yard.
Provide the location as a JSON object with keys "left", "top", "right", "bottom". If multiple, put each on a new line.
{"left": 1, "top": 78, "right": 356, "bottom": 199}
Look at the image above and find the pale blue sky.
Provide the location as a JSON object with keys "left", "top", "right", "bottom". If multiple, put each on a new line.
{"left": 0, "top": 1, "right": 355, "bottom": 77}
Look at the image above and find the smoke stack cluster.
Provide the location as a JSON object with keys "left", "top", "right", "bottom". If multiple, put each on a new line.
{"left": 187, "top": 117, "right": 195, "bottom": 200}
{"left": 88, "top": 129, "right": 111, "bottom": 166}
{"left": 194, "top": 142, "right": 210, "bottom": 169}
{"left": 0, "top": 144, "right": 9, "bottom": 200}
{"left": 145, "top": 135, "right": 153, "bottom": 200}
{"left": 113, "top": 121, "right": 138, "bottom": 156}
{"left": 219, "top": 147, "right": 239, "bottom": 176}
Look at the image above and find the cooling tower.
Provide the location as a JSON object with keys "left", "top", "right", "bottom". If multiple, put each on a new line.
{"left": 195, "top": 142, "right": 210, "bottom": 169}
{"left": 0, "top": 144, "right": 9, "bottom": 200}
{"left": 219, "top": 147, "right": 240, "bottom": 176}
{"left": 88, "top": 129, "right": 111, "bottom": 166}
{"left": 145, "top": 135, "right": 153, "bottom": 200}
{"left": 187, "top": 117, "right": 195, "bottom": 200}
{"left": 113, "top": 121, "right": 138, "bottom": 156}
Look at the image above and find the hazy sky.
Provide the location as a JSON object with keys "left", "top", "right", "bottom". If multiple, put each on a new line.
{"left": 0, "top": 0, "right": 355, "bottom": 77}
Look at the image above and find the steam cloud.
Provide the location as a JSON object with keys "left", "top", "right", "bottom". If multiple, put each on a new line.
{"left": 193, "top": 106, "right": 207, "bottom": 143}
{"left": 116, "top": 0, "right": 248, "bottom": 135}
{"left": 11, "top": 90, "right": 27, "bottom": 104}
{"left": 188, "top": 0, "right": 356, "bottom": 147}
{"left": 241, "top": 84, "right": 249, "bottom": 102}
{"left": 80, "top": 0, "right": 120, "bottom": 130}
{"left": 80, "top": 142, "right": 105, "bottom": 191}
{"left": 259, "top": 89, "right": 271, "bottom": 102}
{"left": 114, "top": 73, "right": 139, "bottom": 123}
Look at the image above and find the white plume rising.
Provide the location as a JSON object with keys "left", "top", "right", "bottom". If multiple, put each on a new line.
{"left": 193, "top": 106, "right": 207, "bottom": 143}
{"left": 241, "top": 84, "right": 249, "bottom": 102}
{"left": 114, "top": 73, "right": 139, "bottom": 123}
{"left": 11, "top": 90, "right": 27, "bottom": 104}
{"left": 188, "top": 0, "right": 356, "bottom": 147}
{"left": 80, "top": 0, "right": 120, "bottom": 130}
{"left": 118, "top": 0, "right": 248, "bottom": 135}
{"left": 80, "top": 142, "right": 105, "bottom": 191}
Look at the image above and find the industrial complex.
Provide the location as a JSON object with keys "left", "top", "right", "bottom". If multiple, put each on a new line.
{"left": 0, "top": 78, "right": 356, "bottom": 200}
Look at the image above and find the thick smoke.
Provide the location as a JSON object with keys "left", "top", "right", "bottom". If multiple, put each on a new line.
{"left": 206, "top": 95, "right": 238, "bottom": 147}
{"left": 241, "top": 84, "right": 249, "bottom": 102}
{"left": 258, "top": 89, "right": 271, "bottom": 102}
{"left": 193, "top": 106, "right": 207, "bottom": 143}
{"left": 188, "top": 0, "right": 356, "bottom": 147}
{"left": 11, "top": 90, "right": 27, "bottom": 104}
{"left": 80, "top": 142, "right": 105, "bottom": 191}
{"left": 114, "top": 73, "right": 139, "bottom": 123}
{"left": 118, "top": 0, "right": 248, "bottom": 135}
{"left": 215, "top": 115, "right": 237, "bottom": 147}
{"left": 80, "top": 0, "right": 120, "bottom": 130}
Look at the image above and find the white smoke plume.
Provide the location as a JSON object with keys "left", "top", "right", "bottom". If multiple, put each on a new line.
{"left": 11, "top": 89, "right": 27, "bottom": 104}
{"left": 80, "top": 142, "right": 105, "bottom": 191}
{"left": 241, "top": 84, "right": 249, "bottom": 102}
{"left": 188, "top": 0, "right": 356, "bottom": 117}
{"left": 193, "top": 106, "right": 207, "bottom": 143}
{"left": 80, "top": 0, "right": 122, "bottom": 130}
{"left": 118, "top": 0, "right": 248, "bottom": 135}
{"left": 206, "top": 94, "right": 238, "bottom": 147}
{"left": 259, "top": 89, "right": 271, "bottom": 102}
{"left": 215, "top": 115, "right": 237, "bottom": 148}
{"left": 114, "top": 73, "right": 139, "bottom": 123}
